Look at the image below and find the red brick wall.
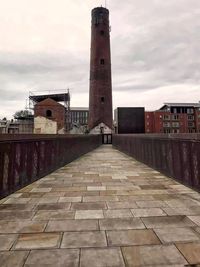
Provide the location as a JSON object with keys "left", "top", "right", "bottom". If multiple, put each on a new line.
{"left": 145, "top": 109, "right": 200, "bottom": 133}
{"left": 34, "top": 98, "right": 65, "bottom": 131}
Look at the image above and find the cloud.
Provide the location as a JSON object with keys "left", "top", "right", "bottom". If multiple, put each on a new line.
{"left": 0, "top": 0, "right": 200, "bottom": 118}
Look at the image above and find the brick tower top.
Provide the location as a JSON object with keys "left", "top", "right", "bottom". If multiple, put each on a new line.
{"left": 88, "top": 7, "right": 113, "bottom": 134}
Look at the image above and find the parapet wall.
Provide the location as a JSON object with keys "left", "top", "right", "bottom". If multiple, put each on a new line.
{"left": 113, "top": 134, "right": 200, "bottom": 192}
{"left": 0, "top": 134, "right": 101, "bottom": 199}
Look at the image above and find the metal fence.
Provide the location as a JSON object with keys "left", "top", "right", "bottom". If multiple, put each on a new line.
{"left": 0, "top": 134, "right": 101, "bottom": 199}
{"left": 113, "top": 134, "right": 200, "bottom": 192}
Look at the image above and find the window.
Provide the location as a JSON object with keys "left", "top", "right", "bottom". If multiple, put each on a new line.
{"left": 46, "top": 110, "right": 52, "bottom": 117}
{"left": 172, "top": 115, "right": 179, "bottom": 120}
{"left": 100, "top": 59, "right": 105, "bottom": 65}
{"left": 187, "top": 108, "right": 194, "bottom": 114}
{"left": 163, "top": 122, "right": 171, "bottom": 127}
{"left": 172, "top": 122, "right": 179, "bottom": 128}
{"left": 163, "top": 115, "right": 170, "bottom": 120}
{"left": 188, "top": 122, "right": 195, "bottom": 127}
{"left": 164, "top": 129, "right": 171, "bottom": 133}
{"left": 101, "top": 97, "right": 105, "bottom": 103}
{"left": 188, "top": 115, "right": 194, "bottom": 120}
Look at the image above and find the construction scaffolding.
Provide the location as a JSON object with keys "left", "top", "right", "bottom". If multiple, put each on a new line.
{"left": 29, "top": 89, "right": 71, "bottom": 133}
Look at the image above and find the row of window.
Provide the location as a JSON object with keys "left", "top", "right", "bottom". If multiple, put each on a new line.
{"left": 146, "top": 114, "right": 196, "bottom": 120}
{"left": 163, "top": 122, "right": 195, "bottom": 128}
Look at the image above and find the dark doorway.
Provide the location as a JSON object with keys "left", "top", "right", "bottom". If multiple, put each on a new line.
{"left": 102, "top": 134, "right": 112, "bottom": 144}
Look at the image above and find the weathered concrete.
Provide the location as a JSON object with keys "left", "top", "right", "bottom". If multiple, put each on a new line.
{"left": 0, "top": 145, "right": 200, "bottom": 266}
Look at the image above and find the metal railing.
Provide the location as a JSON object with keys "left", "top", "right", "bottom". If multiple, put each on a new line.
{"left": 113, "top": 134, "right": 200, "bottom": 192}
{"left": 0, "top": 134, "right": 101, "bottom": 199}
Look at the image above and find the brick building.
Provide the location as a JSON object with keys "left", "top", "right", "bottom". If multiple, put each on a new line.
{"left": 145, "top": 102, "right": 200, "bottom": 133}
{"left": 34, "top": 98, "right": 65, "bottom": 134}
{"left": 70, "top": 108, "right": 89, "bottom": 126}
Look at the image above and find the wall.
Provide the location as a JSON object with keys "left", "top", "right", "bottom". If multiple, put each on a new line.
{"left": 34, "top": 98, "right": 65, "bottom": 132}
{"left": 0, "top": 134, "right": 101, "bottom": 199}
{"left": 34, "top": 116, "right": 58, "bottom": 134}
{"left": 116, "top": 108, "right": 145, "bottom": 134}
{"left": 113, "top": 134, "right": 200, "bottom": 192}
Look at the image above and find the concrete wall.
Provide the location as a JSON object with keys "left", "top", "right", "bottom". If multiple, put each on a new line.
{"left": 34, "top": 116, "right": 58, "bottom": 134}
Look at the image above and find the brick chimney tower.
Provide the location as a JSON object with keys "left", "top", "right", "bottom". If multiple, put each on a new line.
{"left": 88, "top": 7, "right": 113, "bottom": 134}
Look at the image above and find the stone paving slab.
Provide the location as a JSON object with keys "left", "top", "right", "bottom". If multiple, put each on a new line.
{"left": 122, "top": 245, "right": 187, "bottom": 266}
{"left": 24, "top": 249, "right": 79, "bottom": 267}
{"left": 176, "top": 242, "right": 200, "bottom": 264}
{"left": 80, "top": 248, "right": 125, "bottom": 267}
{"left": 1, "top": 145, "right": 200, "bottom": 266}
{"left": 0, "top": 251, "right": 29, "bottom": 267}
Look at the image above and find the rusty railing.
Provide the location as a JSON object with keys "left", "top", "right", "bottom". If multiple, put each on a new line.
{"left": 0, "top": 134, "right": 101, "bottom": 199}
{"left": 113, "top": 134, "right": 200, "bottom": 192}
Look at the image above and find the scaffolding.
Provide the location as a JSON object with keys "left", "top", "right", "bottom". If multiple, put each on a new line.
{"left": 29, "top": 89, "right": 71, "bottom": 133}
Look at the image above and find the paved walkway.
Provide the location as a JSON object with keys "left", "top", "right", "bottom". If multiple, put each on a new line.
{"left": 0, "top": 145, "right": 200, "bottom": 266}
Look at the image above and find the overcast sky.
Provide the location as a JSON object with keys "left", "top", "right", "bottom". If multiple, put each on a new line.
{"left": 0, "top": 0, "right": 200, "bottom": 118}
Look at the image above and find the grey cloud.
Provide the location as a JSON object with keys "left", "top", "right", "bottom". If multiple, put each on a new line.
{"left": 0, "top": 0, "right": 200, "bottom": 117}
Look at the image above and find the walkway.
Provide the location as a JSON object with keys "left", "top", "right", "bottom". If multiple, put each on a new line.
{"left": 0, "top": 145, "right": 200, "bottom": 266}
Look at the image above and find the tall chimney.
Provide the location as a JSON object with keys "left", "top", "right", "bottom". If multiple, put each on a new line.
{"left": 88, "top": 7, "right": 113, "bottom": 133}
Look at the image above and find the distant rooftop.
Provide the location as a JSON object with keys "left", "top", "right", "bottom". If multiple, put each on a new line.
{"left": 70, "top": 107, "right": 89, "bottom": 111}
{"left": 160, "top": 102, "right": 200, "bottom": 110}
{"left": 29, "top": 93, "right": 70, "bottom": 103}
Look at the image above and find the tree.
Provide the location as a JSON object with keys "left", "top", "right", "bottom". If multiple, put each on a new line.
{"left": 14, "top": 110, "right": 32, "bottom": 120}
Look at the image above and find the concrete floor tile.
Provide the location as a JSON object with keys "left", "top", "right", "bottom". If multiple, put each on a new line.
{"left": 87, "top": 186, "right": 106, "bottom": 191}
{"left": 31, "top": 188, "right": 52, "bottom": 193}
{"left": 188, "top": 216, "right": 200, "bottom": 226}
{"left": 35, "top": 203, "right": 71, "bottom": 210}
{"left": 24, "top": 249, "right": 79, "bottom": 267}
{"left": 154, "top": 227, "right": 200, "bottom": 243}
{"left": 122, "top": 245, "right": 187, "bottom": 266}
{"left": 71, "top": 202, "right": 107, "bottom": 210}
{"left": 0, "top": 234, "right": 18, "bottom": 250}
{"left": 131, "top": 208, "right": 166, "bottom": 217}
{"left": 61, "top": 231, "right": 107, "bottom": 248}
{"left": 33, "top": 210, "right": 75, "bottom": 220}
{"left": 3, "top": 198, "right": 31, "bottom": 204}
{"left": 163, "top": 206, "right": 200, "bottom": 216}
{"left": 0, "top": 221, "right": 46, "bottom": 234}
{"left": 75, "top": 210, "right": 104, "bottom": 219}
{"left": 0, "top": 204, "right": 35, "bottom": 211}
{"left": 80, "top": 248, "right": 125, "bottom": 267}
{"left": 14, "top": 233, "right": 61, "bottom": 250}
{"left": 104, "top": 209, "right": 132, "bottom": 218}
{"left": 136, "top": 200, "right": 167, "bottom": 208}
{"left": 176, "top": 242, "right": 200, "bottom": 264}
{"left": 38, "top": 197, "right": 59, "bottom": 204}
{"left": 107, "top": 229, "right": 160, "bottom": 246}
{"left": 0, "top": 251, "right": 29, "bottom": 267}
{"left": 99, "top": 218, "right": 145, "bottom": 230}
{"left": 166, "top": 199, "right": 200, "bottom": 208}
{"left": 59, "top": 197, "right": 82, "bottom": 202}
{"left": 46, "top": 219, "right": 98, "bottom": 232}
{"left": 0, "top": 211, "right": 34, "bottom": 220}
{"left": 142, "top": 215, "right": 196, "bottom": 228}
{"left": 106, "top": 201, "right": 137, "bottom": 209}
{"left": 195, "top": 227, "right": 200, "bottom": 234}
{"left": 83, "top": 196, "right": 118, "bottom": 202}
